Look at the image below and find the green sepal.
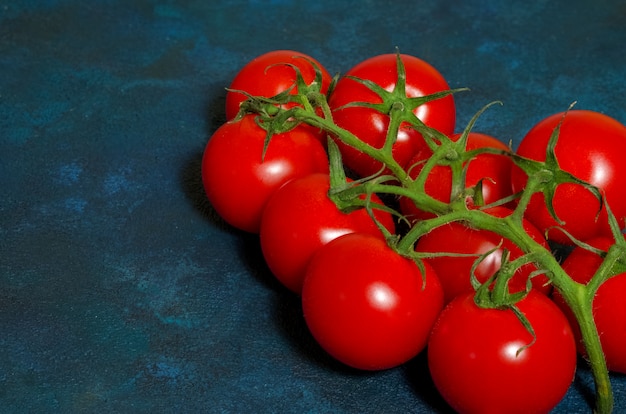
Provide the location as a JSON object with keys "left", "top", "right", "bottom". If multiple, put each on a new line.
{"left": 471, "top": 247, "right": 538, "bottom": 355}
{"left": 511, "top": 107, "right": 604, "bottom": 229}
{"left": 333, "top": 50, "right": 468, "bottom": 134}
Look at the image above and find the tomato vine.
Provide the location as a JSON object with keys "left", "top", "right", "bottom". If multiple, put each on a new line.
{"left": 225, "top": 51, "right": 624, "bottom": 414}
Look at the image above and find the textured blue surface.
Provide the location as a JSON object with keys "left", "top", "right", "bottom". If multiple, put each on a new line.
{"left": 1, "top": 1, "right": 626, "bottom": 412}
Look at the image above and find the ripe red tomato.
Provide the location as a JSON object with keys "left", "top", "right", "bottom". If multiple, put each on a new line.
{"left": 414, "top": 206, "right": 552, "bottom": 304}
{"left": 428, "top": 291, "right": 577, "bottom": 414}
{"left": 260, "top": 173, "right": 395, "bottom": 294}
{"left": 553, "top": 235, "right": 626, "bottom": 374}
{"left": 201, "top": 114, "right": 328, "bottom": 233}
{"left": 302, "top": 233, "right": 444, "bottom": 370}
{"left": 511, "top": 110, "right": 626, "bottom": 245}
{"left": 400, "top": 132, "right": 514, "bottom": 222}
{"left": 225, "top": 50, "right": 332, "bottom": 121}
{"left": 327, "top": 54, "right": 455, "bottom": 178}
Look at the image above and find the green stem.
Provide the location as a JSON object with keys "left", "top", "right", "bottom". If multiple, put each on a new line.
{"left": 587, "top": 244, "right": 623, "bottom": 295}
{"left": 292, "top": 107, "right": 409, "bottom": 180}
{"left": 558, "top": 281, "right": 613, "bottom": 414}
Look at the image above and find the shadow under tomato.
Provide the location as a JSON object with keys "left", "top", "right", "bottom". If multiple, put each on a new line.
{"left": 403, "top": 350, "right": 456, "bottom": 414}
{"left": 264, "top": 269, "right": 372, "bottom": 376}
{"left": 240, "top": 254, "right": 376, "bottom": 376}
{"left": 180, "top": 150, "right": 215, "bottom": 219}
{"left": 235, "top": 230, "right": 288, "bottom": 292}
{"left": 178, "top": 85, "right": 237, "bottom": 231}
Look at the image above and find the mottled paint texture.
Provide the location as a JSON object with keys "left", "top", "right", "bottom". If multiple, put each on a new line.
{"left": 1, "top": 1, "right": 625, "bottom": 412}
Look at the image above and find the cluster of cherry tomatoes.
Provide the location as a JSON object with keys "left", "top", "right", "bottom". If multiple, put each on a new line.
{"left": 201, "top": 50, "right": 626, "bottom": 413}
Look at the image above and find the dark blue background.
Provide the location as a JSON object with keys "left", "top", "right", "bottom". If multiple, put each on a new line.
{"left": 2, "top": 1, "right": 625, "bottom": 412}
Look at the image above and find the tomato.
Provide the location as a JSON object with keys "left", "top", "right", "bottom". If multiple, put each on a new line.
{"left": 414, "top": 206, "right": 551, "bottom": 304}
{"left": 428, "top": 291, "right": 577, "bottom": 414}
{"left": 260, "top": 173, "right": 395, "bottom": 294}
{"left": 302, "top": 233, "right": 444, "bottom": 370}
{"left": 327, "top": 53, "right": 455, "bottom": 178}
{"left": 552, "top": 235, "right": 626, "bottom": 374}
{"left": 400, "top": 132, "right": 514, "bottom": 222}
{"left": 225, "top": 50, "right": 332, "bottom": 121}
{"left": 511, "top": 110, "right": 626, "bottom": 245}
{"left": 201, "top": 114, "right": 328, "bottom": 233}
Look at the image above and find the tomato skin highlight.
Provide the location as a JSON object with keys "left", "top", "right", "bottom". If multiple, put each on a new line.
{"left": 260, "top": 173, "right": 395, "bottom": 294}
{"left": 328, "top": 54, "right": 455, "bottom": 178}
{"left": 428, "top": 291, "right": 577, "bottom": 414}
{"left": 400, "top": 132, "right": 514, "bottom": 222}
{"left": 415, "top": 206, "right": 552, "bottom": 304}
{"left": 201, "top": 115, "right": 328, "bottom": 233}
{"left": 553, "top": 235, "right": 626, "bottom": 374}
{"left": 511, "top": 110, "right": 626, "bottom": 244}
{"left": 302, "top": 233, "right": 444, "bottom": 370}
{"left": 225, "top": 50, "right": 332, "bottom": 121}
